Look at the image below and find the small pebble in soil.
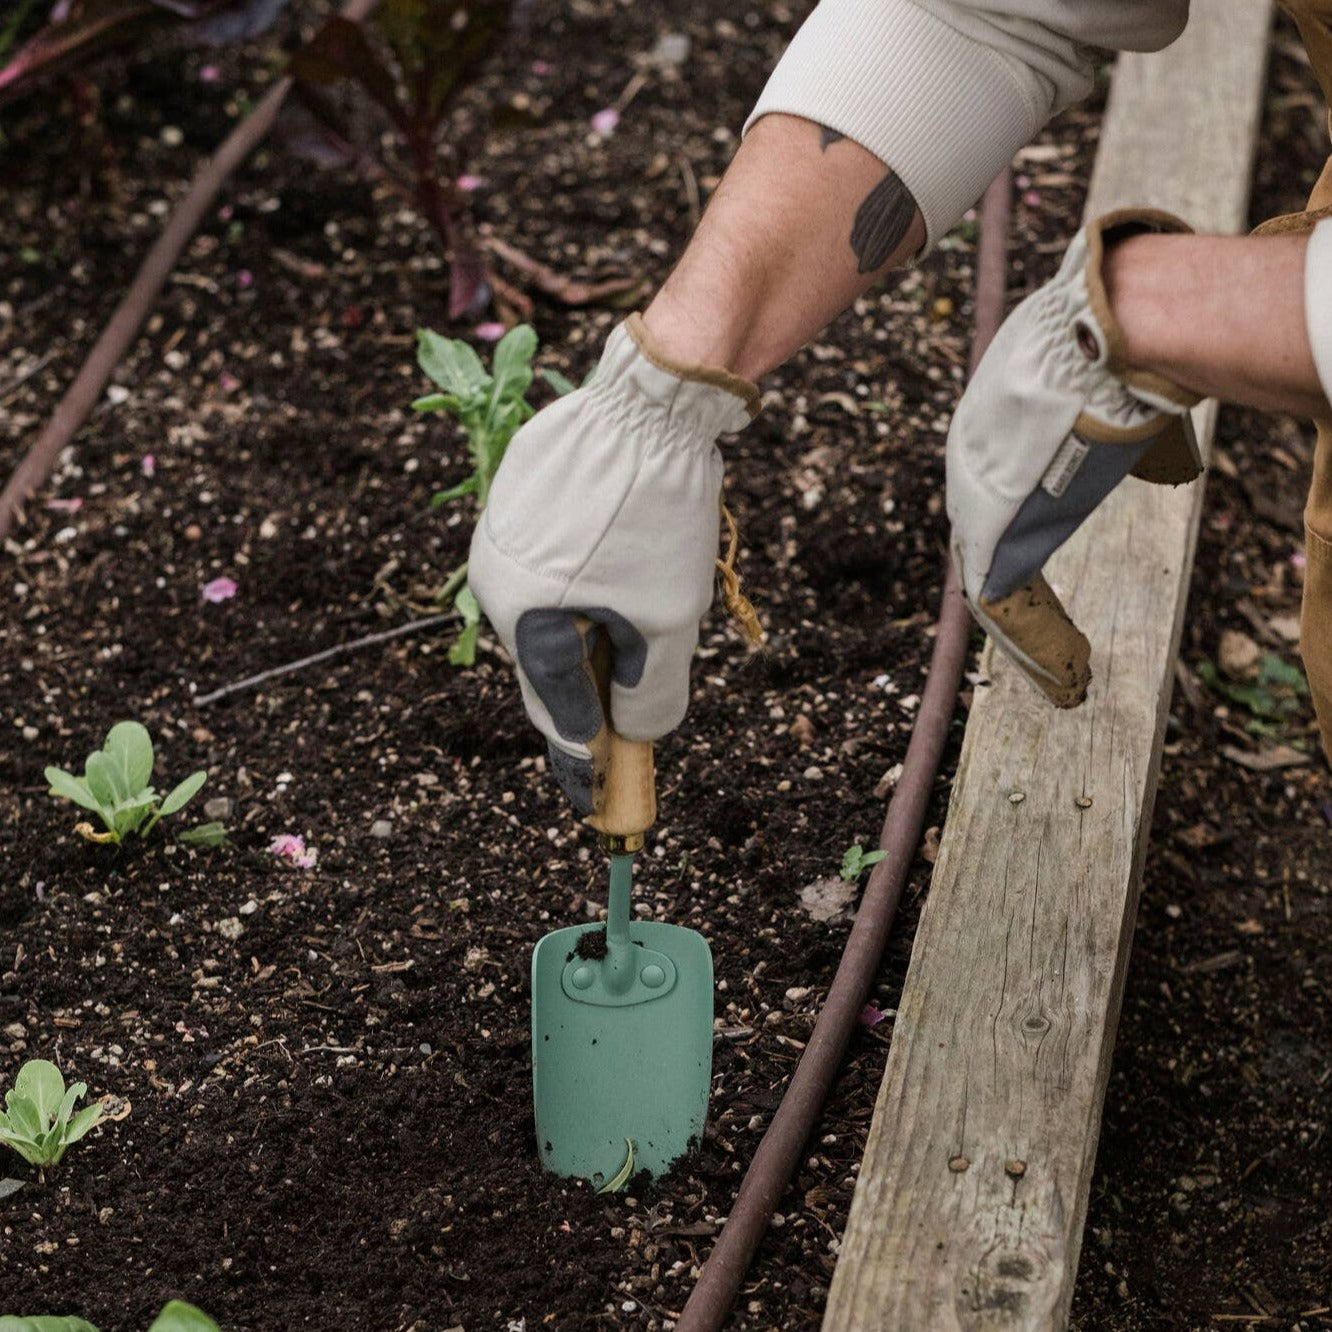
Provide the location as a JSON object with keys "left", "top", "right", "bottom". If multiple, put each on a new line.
{"left": 370, "top": 819, "right": 393, "bottom": 838}
{"left": 1005, "top": 1159, "right": 1027, "bottom": 1178}
{"left": 1009, "top": 791, "right": 1026, "bottom": 805}
{"left": 204, "top": 797, "right": 232, "bottom": 820}
{"left": 1075, "top": 795, "right": 1093, "bottom": 809}
{"left": 948, "top": 1155, "right": 971, "bottom": 1172}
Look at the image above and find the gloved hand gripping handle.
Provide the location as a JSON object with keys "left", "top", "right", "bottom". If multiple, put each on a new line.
{"left": 575, "top": 615, "right": 657, "bottom": 854}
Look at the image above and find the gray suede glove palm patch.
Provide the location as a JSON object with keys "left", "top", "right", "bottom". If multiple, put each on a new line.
{"left": 467, "top": 315, "right": 758, "bottom": 808}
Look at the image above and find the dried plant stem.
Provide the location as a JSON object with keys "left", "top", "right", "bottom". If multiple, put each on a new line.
{"left": 193, "top": 612, "right": 454, "bottom": 707}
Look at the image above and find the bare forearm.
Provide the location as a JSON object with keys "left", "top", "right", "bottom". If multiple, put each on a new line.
{"left": 1104, "top": 232, "right": 1331, "bottom": 421}
{"left": 642, "top": 115, "right": 925, "bottom": 381}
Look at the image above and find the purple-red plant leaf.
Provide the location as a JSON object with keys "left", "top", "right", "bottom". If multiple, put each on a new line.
{"left": 183, "top": 0, "right": 289, "bottom": 46}
{"left": 0, "top": 0, "right": 282, "bottom": 103}
{"left": 448, "top": 248, "right": 491, "bottom": 321}
{"left": 0, "top": 0, "right": 161, "bottom": 101}
{"left": 289, "top": 16, "right": 404, "bottom": 130}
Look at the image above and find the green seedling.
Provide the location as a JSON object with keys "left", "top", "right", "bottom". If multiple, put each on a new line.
{"left": 596, "top": 1138, "right": 636, "bottom": 1195}
{"left": 0, "top": 1300, "right": 218, "bottom": 1332}
{"left": 1195, "top": 653, "right": 1310, "bottom": 740}
{"left": 840, "top": 843, "right": 887, "bottom": 883}
{"left": 44, "top": 721, "right": 222, "bottom": 846}
{"left": 412, "top": 324, "right": 575, "bottom": 665}
{"left": 0, "top": 1060, "right": 115, "bottom": 1167}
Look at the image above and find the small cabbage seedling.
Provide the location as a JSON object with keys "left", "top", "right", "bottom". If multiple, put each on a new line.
{"left": 44, "top": 721, "right": 221, "bottom": 846}
{"left": 0, "top": 1300, "right": 219, "bottom": 1332}
{"left": 840, "top": 843, "right": 887, "bottom": 883}
{"left": 0, "top": 1060, "right": 113, "bottom": 1167}
{"left": 412, "top": 324, "right": 575, "bottom": 665}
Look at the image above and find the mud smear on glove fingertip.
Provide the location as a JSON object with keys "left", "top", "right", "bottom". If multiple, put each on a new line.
{"left": 979, "top": 574, "right": 1092, "bottom": 708}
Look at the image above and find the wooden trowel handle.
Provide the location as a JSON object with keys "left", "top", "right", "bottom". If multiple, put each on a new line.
{"left": 575, "top": 616, "right": 656, "bottom": 850}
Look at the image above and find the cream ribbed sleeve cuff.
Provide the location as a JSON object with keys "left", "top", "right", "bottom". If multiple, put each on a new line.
{"left": 1307, "top": 219, "right": 1332, "bottom": 406}
{"left": 743, "top": 0, "right": 1079, "bottom": 251}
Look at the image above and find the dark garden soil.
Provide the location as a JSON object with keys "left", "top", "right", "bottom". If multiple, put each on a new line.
{"left": 1, "top": 4, "right": 1329, "bottom": 1329}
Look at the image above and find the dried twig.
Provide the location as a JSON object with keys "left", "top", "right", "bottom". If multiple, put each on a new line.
{"left": 0, "top": 351, "right": 55, "bottom": 404}
{"left": 193, "top": 612, "right": 454, "bottom": 707}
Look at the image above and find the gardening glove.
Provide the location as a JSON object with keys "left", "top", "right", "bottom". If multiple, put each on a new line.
{"left": 467, "top": 313, "right": 761, "bottom": 812}
{"left": 946, "top": 208, "right": 1203, "bottom": 708}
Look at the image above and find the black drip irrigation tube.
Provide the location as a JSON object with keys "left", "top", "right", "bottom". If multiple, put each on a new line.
{"left": 674, "top": 167, "right": 1013, "bottom": 1332}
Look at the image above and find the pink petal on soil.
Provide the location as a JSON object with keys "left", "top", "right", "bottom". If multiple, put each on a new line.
{"left": 474, "top": 321, "right": 507, "bottom": 342}
{"left": 202, "top": 576, "right": 237, "bottom": 604}
{"left": 456, "top": 174, "right": 486, "bottom": 192}
{"left": 46, "top": 498, "right": 83, "bottom": 514}
{"left": 1292, "top": 551, "right": 1307, "bottom": 570}
{"left": 269, "top": 833, "right": 317, "bottom": 868}
{"left": 237, "top": 269, "right": 254, "bottom": 290}
{"left": 1023, "top": 190, "right": 1041, "bottom": 208}
{"left": 859, "top": 1004, "right": 885, "bottom": 1027}
{"left": 218, "top": 204, "right": 233, "bottom": 222}
{"left": 531, "top": 60, "right": 552, "bottom": 75}
{"left": 219, "top": 372, "right": 241, "bottom": 393}
{"left": 141, "top": 454, "right": 156, "bottom": 477}
{"left": 200, "top": 65, "right": 221, "bottom": 82}
{"left": 590, "top": 107, "right": 620, "bottom": 134}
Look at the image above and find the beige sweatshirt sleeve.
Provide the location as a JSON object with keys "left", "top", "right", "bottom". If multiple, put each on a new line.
{"left": 1308, "top": 218, "right": 1332, "bottom": 406}
{"left": 744, "top": 0, "right": 1189, "bottom": 249}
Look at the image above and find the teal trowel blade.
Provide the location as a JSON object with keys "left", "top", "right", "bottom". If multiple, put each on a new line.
{"left": 531, "top": 857, "right": 713, "bottom": 1186}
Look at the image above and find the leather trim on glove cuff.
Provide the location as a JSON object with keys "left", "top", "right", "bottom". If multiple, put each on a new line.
{"left": 1084, "top": 209, "right": 1205, "bottom": 486}
{"left": 625, "top": 312, "right": 763, "bottom": 420}
{"left": 1084, "top": 208, "right": 1201, "bottom": 411}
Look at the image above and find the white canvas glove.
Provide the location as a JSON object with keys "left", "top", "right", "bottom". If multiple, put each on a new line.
{"left": 468, "top": 314, "right": 759, "bottom": 810}
{"left": 946, "top": 209, "right": 1203, "bottom": 707}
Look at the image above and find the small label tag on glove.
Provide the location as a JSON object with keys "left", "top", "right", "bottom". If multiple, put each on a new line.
{"left": 1041, "top": 436, "right": 1091, "bottom": 498}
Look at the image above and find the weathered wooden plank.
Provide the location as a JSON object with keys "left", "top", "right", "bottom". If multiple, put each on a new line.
{"left": 824, "top": 4, "right": 1272, "bottom": 1329}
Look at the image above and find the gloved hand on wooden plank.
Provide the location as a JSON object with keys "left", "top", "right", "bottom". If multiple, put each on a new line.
{"left": 945, "top": 209, "right": 1203, "bottom": 707}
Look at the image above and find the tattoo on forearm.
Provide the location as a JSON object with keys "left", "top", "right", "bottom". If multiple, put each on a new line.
{"left": 850, "top": 172, "right": 919, "bottom": 273}
{"left": 818, "top": 124, "right": 845, "bottom": 151}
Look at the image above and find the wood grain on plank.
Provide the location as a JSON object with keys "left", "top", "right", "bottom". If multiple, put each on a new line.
{"left": 824, "top": 4, "right": 1271, "bottom": 1328}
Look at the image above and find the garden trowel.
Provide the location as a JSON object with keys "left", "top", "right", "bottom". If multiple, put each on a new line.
{"left": 531, "top": 620, "right": 713, "bottom": 1189}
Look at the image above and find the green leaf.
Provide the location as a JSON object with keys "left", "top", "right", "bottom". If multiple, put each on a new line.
{"left": 3, "top": 1094, "right": 42, "bottom": 1140}
{"left": 158, "top": 771, "right": 207, "bottom": 818}
{"left": 55, "top": 1083, "right": 82, "bottom": 1131}
{"left": 14, "top": 1062, "right": 63, "bottom": 1129}
{"left": 103, "top": 721, "right": 155, "bottom": 796}
{"left": 178, "top": 822, "right": 229, "bottom": 848}
{"left": 840, "top": 845, "right": 865, "bottom": 882}
{"left": 112, "top": 795, "right": 159, "bottom": 839}
{"left": 0, "top": 1316, "right": 100, "bottom": 1331}
{"left": 1257, "top": 653, "right": 1308, "bottom": 693}
{"left": 43, "top": 768, "right": 103, "bottom": 815}
{"left": 596, "top": 1138, "right": 636, "bottom": 1194}
{"left": 538, "top": 367, "right": 578, "bottom": 396}
{"left": 416, "top": 329, "right": 490, "bottom": 397}
{"left": 429, "top": 475, "right": 481, "bottom": 508}
{"left": 411, "top": 392, "right": 460, "bottom": 414}
{"left": 454, "top": 583, "right": 480, "bottom": 625}
{"left": 861, "top": 850, "right": 887, "bottom": 871}
{"left": 62, "top": 1101, "right": 108, "bottom": 1148}
{"left": 448, "top": 623, "right": 478, "bottom": 667}
{"left": 489, "top": 323, "right": 537, "bottom": 406}
{"left": 83, "top": 753, "right": 123, "bottom": 808}
{"left": 146, "top": 1302, "right": 221, "bottom": 1332}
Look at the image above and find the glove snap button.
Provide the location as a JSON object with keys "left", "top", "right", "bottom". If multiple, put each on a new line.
{"left": 1073, "top": 320, "right": 1100, "bottom": 361}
